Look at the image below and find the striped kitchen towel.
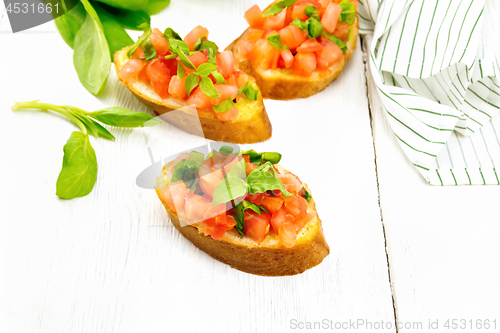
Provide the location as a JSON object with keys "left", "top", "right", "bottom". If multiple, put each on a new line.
{"left": 358, "top": 0, "right": 500, "bottom": 185}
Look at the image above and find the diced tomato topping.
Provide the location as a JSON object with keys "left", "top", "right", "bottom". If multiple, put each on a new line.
{"left": 213, "top": 107, "right": 239, "bottom": 121}
{"left": 242, "top": 210, "right": 271, "bottom": 243}
{"left": 146, "top": 58, "right": 171, "bottom": 99}
{"left": 133, "top": 46, "right": 145, "bottom": 59}
{"left": 316, "top": 38, "right": 343, "bottom": 69}
{"left": 187, "top": 87, "right": 212, "bottom": 109}
{"left": 295, "top": 211, "right": 315, "bottom": 230}
{"left": 318, "top": 0, "right": 331, "bottom": 9}
{"left": 245, "top": 193, "right": 265, "bottom": 205}
{"left": 169, "top": 181, "right": 190, "bottom": 218}
{"left": 184, "top": 25, "right": 209, "bottom": 51}
{"left": 278, "top": 25, "right": 307, "bottom": 49}
{"left": 246, "top": 28, "right": 265, "bottom": 42}
{"left": 188, "top": 52, "right": 208, "bottom": 68}
{"left": 150, "top": 31, "right": 170, "bottom": 56}
{"left": 263, "top": 8, "right": 286, "bottom": 30}
{"left": 238, "top": 40, "right": 255, "bottom": 58}
{"left": 245, "top": 5, "right": 265, "bottom": 28}
{"left": 278, "top": 173, "right": 302, "bottom": 194}
{"left": 168, "top": 75, "right": 187, "bottom": 100}
{"left": 280, "top": 49, "right": 294, "bottom": 68}
{"left": 292, "top": 52, "right": 317, "bottom": 76}
{"left": 203, "top": 215, "right": 236, "bottom": 240}
{"left": 284, "top": 195, "right": 308, "bottom": 220}
{"left": 215, "top": 50, "right": 235, "bottom": 78}
{"left": 349, "top": 0, "right": 359, "bottom": 9}
{"left": 204, "top": 202, "right": 229, "bottom": 220}
{"left": 260, "top": 195, "right": 284, "bottom": 214}
{"left": 251, "top": 39, "right": 280, "bottom": 70}
{"left": 270, "top": 206, "right": 297, "bottom": 247}
{"left": 199, "top": 168, "right": 224, "bottom": 198}
{"left": 297, "top": 38, "right": 324, "bottom": 52}
{"left": 242, "top": 155, "right": 259, "bottom": 175}
{"left": 227, "top": 71, "right": 254, "bottom": 88}
{"left": 334, "top": 22, "right": 350, "bottom": 42}
{"left": 119, "top": 59, "right": 145, "bottom": 81}
{"left": 321, "top": 2, "right": 341, "bottom": 34}
{"left": 211, "top": 84, "right": 238, "bottom": 106}
{"left": 291, "top": 4, "right": 309, "bottom": 21}
{"left": 184, "top": 192, "right": 212, "bottom": 221}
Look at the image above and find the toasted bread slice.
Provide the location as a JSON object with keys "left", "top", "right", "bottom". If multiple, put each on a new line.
{"left": 226, "top": 4, "right": 359, "bottom": 100}
{"left": 156, "top": 163, "right": 329, "bottom": 276}
{"left": 114, "top": 47, "right": 272, "bottom": 143}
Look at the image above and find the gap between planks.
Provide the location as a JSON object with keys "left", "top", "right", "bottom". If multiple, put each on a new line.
{"left": 361, "top": 36, "right": 399, "bottom": 333}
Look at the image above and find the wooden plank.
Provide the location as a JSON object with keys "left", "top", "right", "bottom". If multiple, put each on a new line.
{"left": 365, "top": 1, "right": 500, "bottom": 332}
{"left": 0, "top": 1, "right": 395, "bottom": 332}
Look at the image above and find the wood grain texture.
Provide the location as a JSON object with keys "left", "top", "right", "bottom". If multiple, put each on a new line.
{"left": 364, "top": 1, "right": 500, "bottom": 332}
{"left": 0, "top": 1, "right": 395, "bottom": 332}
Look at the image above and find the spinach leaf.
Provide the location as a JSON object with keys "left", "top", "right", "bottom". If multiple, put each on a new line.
{"left": 212, "top": 177, "right": 249, "bottom": 206}
{"left": 93, "top": 4, "right": 134, "bottom": 59}
{"left": 88, "top": 118, "right": 115, "bottom": 140}
{"left": 212, "top": 98, "right": 234, "bottom": 113}
{"left": 54, "top": 1, "right": 86, "bottom": 48}
{"left": 267, "top": 34, "right": 289, "bottom": 50}
{"left": 73, "top": 11, "right": 111, "bottom": 95}
{"left": 93, "top": 2, "right": 150, "bottom": 30}
{"left": 94, "top": 0, "right": 149, "bottom": 12}
{"left": 56, "top": 132, "right": 98, "bottom": 199}
{"left": 89, "top": 107, "right": 162, "bottom": 127}
{"left": 339, "top": 0, "right": 356, "bottom": 24}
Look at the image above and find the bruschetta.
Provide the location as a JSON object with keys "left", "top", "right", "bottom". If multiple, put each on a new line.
{"left": 114, "top": 25, "right": 272, "bottom": 143}
{"left": 155, "top": 147, "right": 329, "bottom": 276}
{"left": 227, "top": 0, "right": 359, "bottom": 99}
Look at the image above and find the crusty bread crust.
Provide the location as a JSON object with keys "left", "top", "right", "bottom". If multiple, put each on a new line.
{"left": 156, "top": 167, "right": 330, "bottom": 276}
{"left": 113, "top": 47, "right": 273, "bottom": 143}
{"left": 226, "top": 3, "right": 359, "bottom": 100}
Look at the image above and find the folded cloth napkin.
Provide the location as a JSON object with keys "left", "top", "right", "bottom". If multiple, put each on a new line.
{"left": 358, "top": 0, "right": 500, "bottom": 185}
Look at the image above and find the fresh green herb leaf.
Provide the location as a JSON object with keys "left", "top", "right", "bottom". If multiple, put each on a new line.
{"left": 304, "top": 5, "right": 320, "bottom": 20}
{"left": 163, "top": 27, "right": 182, "bottom": 40}
{"left": 88, "top": 118, "right": 115, "bottom": 140}
{"left": 212, "top": 177, "right": 249, "bottom": 206}
{"left": 263, "top": 0, "right": 297, "bottom": 16}
{"left": 322, "top": 31, "right": 347, "bottom": 53}
{"left": 196, "top": 63, "right": 218, "bottom": 76}
{"left": 233, "top": 200, "right": 265, "bottom": 235}
{"left": 169, "top": 39, "right": 190, "bottom": 55}
{"left": 127, "top": 23, "right": 152, "bottom": 58}
{"left": 197, "top": 40, "right": 218, "bottom": 53}
{"left": 212, "top": 98, "right": 234, "bottom": 114}
{"left": 219, "top": 145, "right": 234, "bottom": 155}
{"left": 185, "top": 73, "right": 200, "bottom": 97}
{"left": 247, "top": 164, "right": 292, "bottom": 197}
{"left": 175, "top": 45, "right": 196, "bottom": 69}
{"left": 307, "top": 17, "right": 323, "bottom": 38}
{"left": 94, "top": 5, "right": 134, "bottom": 60}
{"left": 73, "top": 11, "right": 110, "bottom": 95}
{"left": 258, "top": 205, "right": 269, "bottom": 213}
{"left": 144, "top": 0, "right": 171, "bottom": 15}
{"left": 171, "top": 156, "right": 203, "bottom": 192}
{"left": 54, "top": 1, "right": 86, "bottom": 48}
{"left": 261, "top": 152, "right": 282, "bottom": 164}
{"left": 241, "top": 149, "right": 262, "bottom": 164}
{"left": 164, "top": 54, "right": 177, "bottom": 59}
{"left": 225, "top": 157, "right": 246, "bottom": 179}
{"left": 211, "top": 70, "right": 226, "bottom": 84}
{"left": 207, "top": 47, "right": 217, "bottom": 64}
{"left": 199, "top": 76, "right": 219, "bottom": 99}
{"left": 290, "top": 18, "right": 307, "bottom": 31}
{"left": 193, "top": 37, "right": 206, "bottom": 51}
{"left": 267, "top": 34, "right": 289, "bottom": 50}
{"left": 89, "top": 107, "right": 162, "bottom": 127}
{"left": 190, "top": 151, "right": 205, "bottom": 165}
{"left": 304, "top": 189, "right": 312, "bottom": 203}
{"left": 141, "top": 37, "right": 157, "bottom": 61}
{"left": 238, "top": 82, "right": 259, "bottom": 101}
{"left": 177, "top": 61, "right": 186, "bottom": 79}
{"left": 56, "top": 131, "right": 97, "bottom": 199}
{"left": 339, "top": 0, "right": 356, "bottom": 24}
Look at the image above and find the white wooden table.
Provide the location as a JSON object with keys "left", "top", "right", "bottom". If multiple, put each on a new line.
{"left": 1, "top": 1, "right": 499, "bottom": 332}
